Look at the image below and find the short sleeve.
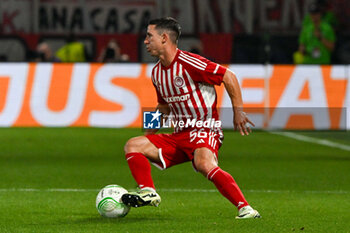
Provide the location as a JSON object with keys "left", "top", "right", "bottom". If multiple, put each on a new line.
{"left": 182, "top": 54, "right": 227, "bottom": 86}
{"left": 201, "top": 61, "right": 227, "bottom": 85}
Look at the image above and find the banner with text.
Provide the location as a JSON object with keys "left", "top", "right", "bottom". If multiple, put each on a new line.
{"left": 0, "top": 63, "right": 348, "bottom": 129}
{"left": 2, "top": 0, "right": 350, "bottom": 34}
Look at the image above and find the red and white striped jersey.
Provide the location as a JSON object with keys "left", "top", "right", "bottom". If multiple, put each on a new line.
{"left": 151, "top": 49, "right": 227, "bottom": 132}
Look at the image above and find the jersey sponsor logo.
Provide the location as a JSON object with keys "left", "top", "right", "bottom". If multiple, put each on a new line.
{"left": 174, "top": 76, "right": 185, "bottom": 88}
{"left": 164, "top": 94, "right": 190, "bottom": 103}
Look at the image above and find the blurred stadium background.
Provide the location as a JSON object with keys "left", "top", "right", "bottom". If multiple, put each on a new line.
{"left": 0, "top": 1, "right": 349, "bottom": 232}
{"left": 1, "top": 0, "right": 350, "bottom": 63}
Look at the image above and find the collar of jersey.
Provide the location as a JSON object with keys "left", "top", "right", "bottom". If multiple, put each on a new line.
{"left": 160, "top": 49, "right": 180, "bottom": 70}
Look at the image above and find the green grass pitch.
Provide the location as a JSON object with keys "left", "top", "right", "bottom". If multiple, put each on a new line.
{"left": 0, "top": 128, "right": 349, "bottom": 233}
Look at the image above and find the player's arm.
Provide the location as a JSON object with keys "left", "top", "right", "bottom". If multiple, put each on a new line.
{"left": 317, "top": 34, "right": 334, "bottom": 51}
{"left": 222, "top": 69, "right": 255, "bottom": 136}
{"left": 144, "top": 103, "right": 170, "bottom": 135}
{"left": 320, "top": 37, "right": 334, "bottom": 51}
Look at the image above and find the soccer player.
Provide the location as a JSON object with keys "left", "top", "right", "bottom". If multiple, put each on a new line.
{"left": 122, "top": 17, "right": 261, "bottom": 219}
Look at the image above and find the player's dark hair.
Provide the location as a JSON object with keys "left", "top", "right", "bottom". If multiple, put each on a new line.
{"left": 149, "top": 17, "right": 181, "bottom": 44}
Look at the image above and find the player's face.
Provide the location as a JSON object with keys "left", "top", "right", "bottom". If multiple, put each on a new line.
{"left": 144, "top": 25, "right": 163, "bottom": 57}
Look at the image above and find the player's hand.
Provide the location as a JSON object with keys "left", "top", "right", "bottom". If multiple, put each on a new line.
{"left": 234, "top": 111, "right": 255, "bottom": 136}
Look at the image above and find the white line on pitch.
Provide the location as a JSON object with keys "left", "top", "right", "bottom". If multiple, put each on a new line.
{"left": 0, "top": 188, "right": 99, "bottom": 192}
{"left": 270, "top": 131, "right": 350, "bottom": 152}
{"left": 0, "top": 188, "right": 348, "bottom": 194}
{"left": 160, "top": 189, "right": 350, "bottom": 194}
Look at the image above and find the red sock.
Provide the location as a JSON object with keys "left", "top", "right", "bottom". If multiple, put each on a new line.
{"left": 207, "top": 167, "right": 249, "bottom": 209}
{"left": 125, "top": 152, "right": 155, "bottom": 190}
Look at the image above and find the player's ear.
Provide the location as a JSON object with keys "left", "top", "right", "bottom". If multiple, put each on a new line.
{"left": 161, "top": 33, "right": 167, "bottom": 44}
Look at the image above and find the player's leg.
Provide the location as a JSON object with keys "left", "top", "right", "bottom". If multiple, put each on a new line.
{"left": 123, "top": 136, "right": 161, "bottom": 207}
{"left": 124, "top": 136, "right": 160, "bottom": 190}
{"left": 193, "top": 147, "right": 260, "bottom": 219}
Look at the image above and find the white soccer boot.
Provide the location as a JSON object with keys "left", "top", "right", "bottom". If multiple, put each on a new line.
{"left": 235, "top": 206, "right": 261, "bottom": 219}
{"left": 121, "top": 189, "right": 161, "bottom": 208}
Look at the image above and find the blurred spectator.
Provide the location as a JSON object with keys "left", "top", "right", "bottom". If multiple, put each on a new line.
{"left": 302, "top": 0, "right": 338, "bottom": 31}
{"left": 188, "top": 41, "right": 215, "bottom": 61}
{"left": 189, "top": 41, "right": 203, "bottom": 56}
{"left": 55, "top": 34, "right": 89, "bottom": 62}
{"left": 97, "top": 39, "right": 129, "bottom": 63}
{"left": 296, "top": 2, "right": 336, "bottom": 64}
{"left": 29, "top": 42, "right": 60, "bottom": 62}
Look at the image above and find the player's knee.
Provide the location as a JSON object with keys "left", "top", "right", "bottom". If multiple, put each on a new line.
{"left": 194, "top": 148, "right": 217, "bottom": 176}
{"left": 124, "top": 137, "right": 141, "bottom": 154}
{"left": 194, "top": 159, "right": 214, "bottom": 176}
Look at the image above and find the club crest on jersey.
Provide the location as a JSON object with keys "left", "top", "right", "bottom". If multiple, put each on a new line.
{"left": 174, "top": 76, "right": 185, "bottom": 88}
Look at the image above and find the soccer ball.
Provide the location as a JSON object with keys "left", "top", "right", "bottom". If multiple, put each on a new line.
{"left": 96, "top": 184, "right": 130, "bottom": 218}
